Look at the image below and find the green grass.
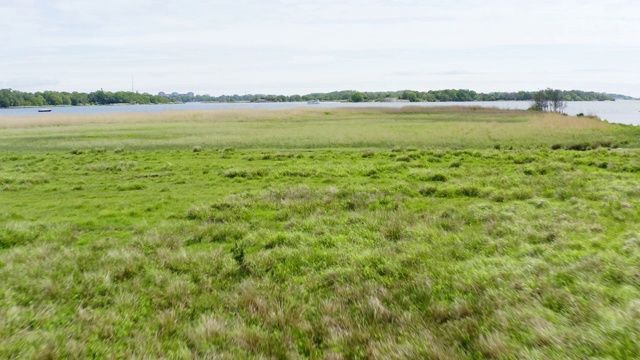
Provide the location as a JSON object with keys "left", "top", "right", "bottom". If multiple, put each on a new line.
{"left": 1, "top": 107, "right": 640, "bottom": 358}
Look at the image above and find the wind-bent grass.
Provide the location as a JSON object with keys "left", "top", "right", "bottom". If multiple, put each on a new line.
{"left": 1, "top": 107, "right": 640, "bottom": 358}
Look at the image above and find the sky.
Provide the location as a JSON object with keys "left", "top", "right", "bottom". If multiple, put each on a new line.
{"left": 1, "top": 0, "right": 639, "bottom": 97}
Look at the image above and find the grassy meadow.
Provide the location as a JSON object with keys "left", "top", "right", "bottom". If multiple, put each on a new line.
{"left": 1, "top": 107, "right": 640, "bottom": 358}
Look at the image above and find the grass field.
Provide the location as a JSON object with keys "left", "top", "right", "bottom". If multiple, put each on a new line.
{"left": 1, "top": 107, "right": 640, "bottom": 358}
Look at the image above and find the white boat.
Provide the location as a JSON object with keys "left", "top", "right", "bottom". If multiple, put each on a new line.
{"left": 307, "top": 99, "right": 320, "bottom": 104}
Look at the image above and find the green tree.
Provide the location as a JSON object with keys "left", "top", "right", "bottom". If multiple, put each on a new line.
{"left": 529, "top": 89, "right": 566, "bottom": 113}
{"left": 351, "top": 92, "right": 364, "bottom": 103}
{"left": 401, "top": 91, "right": 418, "bottom": 102}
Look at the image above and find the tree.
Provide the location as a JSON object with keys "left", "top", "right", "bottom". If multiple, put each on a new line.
{"left": 529, "top": 88, "right": 566, "bottom": 113}
{"left": 401, "top": 91, "right": 418, "bottom": 102}
{"left": 351, "top": 92, "right": 364, "bottom": 103}
{"left": 530, "top": 91, "right": 548, "bottom": 112}
{"left": 546, "top": 89, "right": 566, "bottom": 113}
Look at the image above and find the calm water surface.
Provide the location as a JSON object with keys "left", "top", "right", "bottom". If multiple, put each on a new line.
{"left": 1, "top": 100, "right": 639, "bottom": 125}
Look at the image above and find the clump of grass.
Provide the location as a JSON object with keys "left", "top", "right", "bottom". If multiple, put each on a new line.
{"left": 192, "top": 146, "right": 203, "bottom": 153}
{"left": 419, "top": 186, "right": 438, "bottom": 196}
{"left": 116, "top": 183, "right": 145, "bottom": 191}
{"left": 231, "top": 241, "right": 248, "bottom": 273}
{"left": 186, "top": 224, "right": 247, "bottom": 245}
{"left": 222, "top": 168, "right": 267, "bottom": 179}
{"left": 362, "top": 150, "right": 375, "bottom": 158}
{"left": 381, "top": 216, "right": 406, "bottom": 241}
{"left": 274, "top": 153, "right": 295, "bottom": 159}
{"left": 0, "top": 223, "right": 41, "bottom": 249}
{"left": 566, "top": 142, "right": 591, "bottom": 151}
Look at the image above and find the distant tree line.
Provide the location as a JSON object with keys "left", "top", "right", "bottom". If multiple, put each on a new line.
{"left": 185, "top": 89, "right": 617, "bottom": 103}
{"left": 295, "top": 89, "right": 617, "bottom": 103}
{"left": 0, "top": 89, "right": 171, "bottom": 108}
{"left": 0, "top": 88, "right": 626, "bottom": 108}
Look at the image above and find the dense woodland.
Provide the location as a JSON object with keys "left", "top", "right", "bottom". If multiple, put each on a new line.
{"left": 0, "top": 88, "right": 632, "bottom": 108}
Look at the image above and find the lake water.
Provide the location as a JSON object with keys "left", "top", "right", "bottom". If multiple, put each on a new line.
{"left": 1, "top": 100, "right": 639, "bottom": 125}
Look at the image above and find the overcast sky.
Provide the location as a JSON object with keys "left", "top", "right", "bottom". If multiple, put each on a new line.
{"left": 1, "top": 0, "right": 639, "bottom": 97}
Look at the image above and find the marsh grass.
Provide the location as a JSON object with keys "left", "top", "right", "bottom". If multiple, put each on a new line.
{"left": 1, "top": 108, "right": 640, "bottom": 358}
{"left": 1, "top": 107, "right": 638, "bottom": 152}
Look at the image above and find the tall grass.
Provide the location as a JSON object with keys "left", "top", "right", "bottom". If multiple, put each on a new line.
{"left": 1, "top": 108, "right": 640, "bottom": 358}
{"left": 1, "top": 107, "right": 637, "bottom": 151}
